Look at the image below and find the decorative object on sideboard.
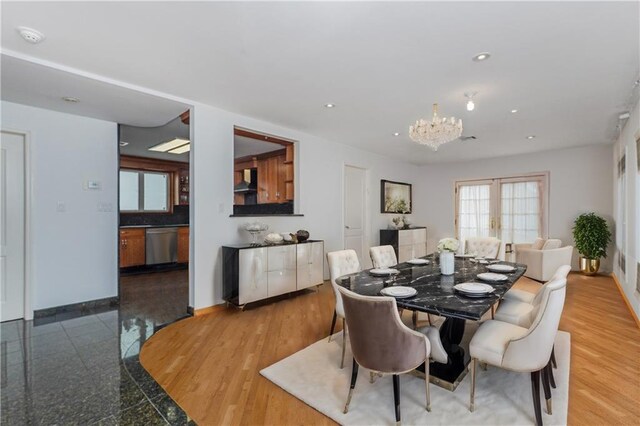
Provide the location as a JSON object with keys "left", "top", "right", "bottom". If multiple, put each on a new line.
{"left": 282, "top": 233, "right": 293, "bottom": 242}
{"left": 289, "top": 233, "right": 299, "bottom": 243}
{"left": 381, "top": 179, "right": 412, "bottom": 213}
{"left": 265, "top": 233, "right": 284, "bottom": 244}
{"left": 243, "top": 222, "right": 269, "bottom": 246}
{"left": 296, "top": 230, "right": 310, "bottom": 242}
{"left": 572, "top": 212, "right": 611, "bottom": 276}
{"left": 437, "top": 238, "right": 460, "bottom": 275}
{"left": 390, "top": 216, "right": 404, "bottom": 229}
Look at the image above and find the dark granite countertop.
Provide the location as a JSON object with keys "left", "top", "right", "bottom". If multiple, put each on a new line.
{"left": 337, "top": 253, "right": 527, "bottom": 321}
{"left": 223, "top": 239, "right": 323, "bottom": 249}
{"left": 120, "top": 224, "right": 189, "bottom": 229}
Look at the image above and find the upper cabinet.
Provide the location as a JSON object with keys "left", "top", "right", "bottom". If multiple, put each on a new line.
{"left": 233, "top": 128, "right": 296, "bottom": 215}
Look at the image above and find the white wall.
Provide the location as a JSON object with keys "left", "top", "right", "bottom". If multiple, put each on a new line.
{"left": 613, "top": 99, "right": 639, "bottom": 319}
{"left": 190, "top": 103, "right": 422, "bottom": 309}
{"left": 1, "top": 101, "right": 118, "bottom": 312}
{"left": 414, "top": 144, "right": 614, "bottom": 271}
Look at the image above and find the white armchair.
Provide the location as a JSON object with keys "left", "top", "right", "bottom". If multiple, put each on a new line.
{"left": 515, "top": 240, "right": 573, "bottom": 282}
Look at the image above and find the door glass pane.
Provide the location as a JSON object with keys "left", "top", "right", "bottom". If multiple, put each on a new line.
{"left": 500, "top": 181, "right": 540, "bottom": 244}
{"left": 119, "top": 171, "right": 139, "bottom": 211}
{"left": 457, "top": 184, "right": 491, "bottom": 242}
{"left": 143, "top": 173, "right": 168, "bottom": 211}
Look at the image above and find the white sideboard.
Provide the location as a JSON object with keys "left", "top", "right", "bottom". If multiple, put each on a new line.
{"left": 379, "top": 227, "right": 427, "bottom": 263}
{"left": 223, "top": 241, "right": 324, "bottom": 307}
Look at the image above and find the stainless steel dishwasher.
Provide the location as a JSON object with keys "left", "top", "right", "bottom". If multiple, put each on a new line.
{"left": 145, "top": 227, "right": 178, "bottom": 265}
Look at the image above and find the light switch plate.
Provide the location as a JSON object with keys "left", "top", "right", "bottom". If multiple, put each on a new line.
{"left": 84, "top": 180, "right": 102, "bottom": 190}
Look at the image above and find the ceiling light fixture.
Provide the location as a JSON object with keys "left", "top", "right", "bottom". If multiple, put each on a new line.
{"left": 17, "top": 26, "right": 45, "bottom": 44}
{"left": 409, "top": 103, "right": 463, "bottom": 151}
{"left": 168, "top": 144, "right": 191, "bottom": 154}
{"left": 148, "top": 138, "right": 190, "bottom": 152}
{"left": 324, "top": 103, "right": 335, "bottom": 108}
{"left": 511, "top": 109, "right": 518, "bottom": 113}
{"left": 526, "top": 135, "right": 536, "bottom": 140}
{"left": 464, "top": 92, "right": 477, "bottom": 111}
{"left": 472, "top": 52, "right": 491, "bottom": 62}
{"left": 119, "top": 141, "right": 129, "bottom": 147}
{"left": 62, "top": 96, "right": 80, "bottom": 103}
{"left": 393, "top": 132, "right": 400, "bottom": 136}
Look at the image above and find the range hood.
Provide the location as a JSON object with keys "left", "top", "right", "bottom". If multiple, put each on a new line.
{"left": 234, "top": 169, "right": 257, "bottom": 193}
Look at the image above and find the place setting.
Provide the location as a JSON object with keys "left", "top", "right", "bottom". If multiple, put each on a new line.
{"left": 453, "top": 282, "right": 496, "bottom": 298}
{"left": 406, "top": 258, "right": 430, "bottom": 266}
{"left": 476, "top": 272, "right": 510, "bottom": 283}
{"left": 485, "top": 263, "right": 517, "bottom": 273}
{"left": 380, "top": 286, "right": 418, "bottom": 298}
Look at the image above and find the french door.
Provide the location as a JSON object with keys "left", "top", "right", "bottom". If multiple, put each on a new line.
{"left": 455, "top": 174, "right": 548, "bottom": 245}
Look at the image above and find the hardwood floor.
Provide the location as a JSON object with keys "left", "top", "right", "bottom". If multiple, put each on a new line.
{"left": 140, "top": 273, "right": 640, "bottom": 425}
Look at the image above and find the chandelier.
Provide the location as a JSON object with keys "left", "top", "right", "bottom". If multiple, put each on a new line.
{"left": 409, "top": 103, "right": 463, "bottom": 151}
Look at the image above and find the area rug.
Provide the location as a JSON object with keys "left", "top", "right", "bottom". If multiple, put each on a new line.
{"left": 260, "top": 331, "right": 570, "bottom": 425}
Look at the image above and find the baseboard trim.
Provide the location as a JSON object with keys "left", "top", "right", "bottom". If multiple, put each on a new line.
{"left": 192, "top": 304, "right": 227, "bottom": 316}
{"left": 611, "top": 272, "right": 640, "bottom": 329}
{"left": 34, "top": 296, "right": 119, "bottom": 319}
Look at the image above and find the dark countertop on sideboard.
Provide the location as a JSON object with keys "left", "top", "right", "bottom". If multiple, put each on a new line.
{"left": 223, "top": 239, "right": 323, "bottom": 250}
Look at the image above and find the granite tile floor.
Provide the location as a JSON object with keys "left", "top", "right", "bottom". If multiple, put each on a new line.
{"left": 1, "top": 270, "right": 191, "bottom": 425}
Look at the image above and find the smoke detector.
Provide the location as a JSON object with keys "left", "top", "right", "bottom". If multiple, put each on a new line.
{"left": 17, "top": 27, "right": 45, "bottom": 44}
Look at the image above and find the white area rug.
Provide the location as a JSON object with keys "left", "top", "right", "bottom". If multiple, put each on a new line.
{"left": 261, "top": 331, "right": 570, "bottom": 425}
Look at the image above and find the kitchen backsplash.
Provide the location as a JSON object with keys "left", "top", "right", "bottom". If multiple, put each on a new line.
{"left": 120, "top": 205, "right": 189, "bottom": 226}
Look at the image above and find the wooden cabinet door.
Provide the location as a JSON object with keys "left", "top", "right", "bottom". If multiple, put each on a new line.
{"left": 239, "top": 248, "right": 268, "bottom": 304}
{"left": 120, "top": 229, "right": 145, "bottom": 267}
{"left": 257, "top": 158, "right": 269, "bottom": 203}
{"left": 177, "top": 227, "right": 189, "bottom": 263}
{"left": 267, "top": 245, "right": 296, "bottom": 297}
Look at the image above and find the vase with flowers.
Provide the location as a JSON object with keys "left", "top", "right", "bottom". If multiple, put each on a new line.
{"left": 437, "top": 238, "right": 459, "bottom": 275}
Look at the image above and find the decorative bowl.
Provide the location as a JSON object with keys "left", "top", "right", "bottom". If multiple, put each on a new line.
{"left": 296, "top": 230, "right": 310, "bottom": 242}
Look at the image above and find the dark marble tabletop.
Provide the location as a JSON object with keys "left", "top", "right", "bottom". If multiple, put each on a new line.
{"left": 337, "top": 253, "right": 527, "bottom": 321}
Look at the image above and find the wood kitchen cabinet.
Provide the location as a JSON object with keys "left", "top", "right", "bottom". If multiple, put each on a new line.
{"left": 257, "top": 152, "right": 287, "bottom": 204}
{"left": 119, "top": 228, "right": 146, "bottom": 268}
{"left": 177, "top": 227, "right": 189, "bottom": 263}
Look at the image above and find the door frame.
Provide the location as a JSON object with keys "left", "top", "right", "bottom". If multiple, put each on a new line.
{"left": 1, "top": 129, "right": 33, "bottom": 321}
{"left": 342, "top": 163, "right": 369, "bottom": 266}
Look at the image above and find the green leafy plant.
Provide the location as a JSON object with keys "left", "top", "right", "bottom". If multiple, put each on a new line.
{"left": 572, "top": 213, "right": 611, "bottom": 259}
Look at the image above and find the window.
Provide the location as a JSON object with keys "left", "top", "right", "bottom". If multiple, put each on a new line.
{"left": 119, "top": 170, "right": 169, "bottom": 212}
{"left": 455, "top": 174, "right": 548, "bottom": 245}
{"left": 616, "top": 153, "right": 626, "bottom": 273}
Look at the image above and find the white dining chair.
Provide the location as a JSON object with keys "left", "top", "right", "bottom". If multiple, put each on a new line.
{"left": 469, "top": 275, "right": 567, "bottom": 426}
{"left": 369, "top": 245, "right": 398, "bottom": 268}
{"left": 327, "top": 249, "right": 361, "bottom": 369}
{"left": 464, "top": 237, "right": 504, "bottom": 260}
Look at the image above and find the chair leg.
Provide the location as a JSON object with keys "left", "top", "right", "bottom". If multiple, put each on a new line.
{"left": 491, "top": 304, "right": 495, "bottom": 319}
{"left": 469, "top": 358, "right": 477, "bottom": 412}
{"left": 425, "top": 360, "right": 431, "bottom": 412}
{"left": 541, "top": 365, "right": 552, "bottom": 415}
{"left": 370, "top": 371, "right": 376, "bottom": 384}
{"left": 530, "top": 370, "right": 543, "bottom": 426}
{"left": 343, "top": 358, "right": 359, "bottom": 414}
{"left": 551, "top": 346, "right": 557, "bottom": 369}
{"left": 412, "top": 311, "right": 418, "bottom": 329}
{"left": 547, "top": 361, "right": 556, "bottom": 389}
{"left": 427, "top": 314, "right": 432, "bottom": 326}
{"left": 340, "top": 318, "right": 347, "bottom": 369}
{"left": 392, "top": 374, "right": 401, "bottom": 424}
{"left": 328, "top": 310, "right": 337, "bottom": 342}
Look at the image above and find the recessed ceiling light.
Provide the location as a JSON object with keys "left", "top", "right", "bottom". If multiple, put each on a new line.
{"left": 62, "top": 96, "right": 80, "bottom": 103}
{"left": 472, "top": 52, "right": 491, "bottom": 62}
{"left": 168, "top": 144, "right": 191, "bottom": 154}
{"left": 119, "top": 141, "right": 129, "bottom": 147}
{"left": 148, "top": 138, "right": 190, "bottom": 152}
{"left": 511, "top": 109, "right": 518, "bottom": 113}
{"left": 393, "top": 132, "right": 400, "bottom": 136}
{"left": 17, "top": 26, "right": 45, "bottom": 44}
{"left": 526, "top": 135, "right": 536, "bottom": 140}
{"left": 324, "top": 103, "right": 335, "bottom": 108}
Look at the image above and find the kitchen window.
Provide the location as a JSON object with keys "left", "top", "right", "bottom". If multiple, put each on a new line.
{"left": 120, "top": 170, "right": 170, "bottom": 212}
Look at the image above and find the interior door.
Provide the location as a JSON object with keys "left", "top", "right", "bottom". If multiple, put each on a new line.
{"left": 344, "top": 165, "right": 367, "bottom": 264}
{"left": 1, "top": 131, "right": 25, "bottom": 321}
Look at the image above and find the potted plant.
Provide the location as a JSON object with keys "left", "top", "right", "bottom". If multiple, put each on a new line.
{"left": 572, "top": 212, "right": 611, "bottom": 275}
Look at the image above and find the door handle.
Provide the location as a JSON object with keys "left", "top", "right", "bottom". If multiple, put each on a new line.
{"left": 345, "top": 225, "right": 350, "bottom": 229}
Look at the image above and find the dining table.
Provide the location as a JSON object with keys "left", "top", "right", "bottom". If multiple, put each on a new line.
{"left": 336, "top": 252, "right": 527, "bottom": 391}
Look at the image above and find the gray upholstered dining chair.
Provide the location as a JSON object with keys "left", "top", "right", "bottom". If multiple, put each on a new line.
{"left": 369, "top": 245, "right": 398, "bottom": 268}
{"left": 326, "top": 249, "right": 361, "bottom": 369}
{"left": 337, "top": 286, "right": 432, "bottom": 424}
{"left": 469, "top": 275, "right": 567, "bottom": 426}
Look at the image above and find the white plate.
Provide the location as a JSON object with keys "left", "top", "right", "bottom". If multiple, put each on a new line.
{"left": 369, "top": 268, "right": 400, "bottom": 276}
{"left": 454, "top": 283, "right": 495, "bottom": 294}
{"left": 455, "top": 254, "right": 475, "bottom": 258}
{"left": 477, "top": 272, "right": 509, "bottom": 282}
{"left": 380, "top": 286, "right": 417, "bottom": 298}
{"left": 407, "top": 259, "right": 429, "bottom": 265}
{"left": 487, "top": 264, "right": 516, "bottom": 273}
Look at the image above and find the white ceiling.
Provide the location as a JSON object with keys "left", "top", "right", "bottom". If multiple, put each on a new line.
{"left": 1, "top": 2, "right": 638, "bottom": 164}
{"left": 234, "top": 136, "right": 285, "bottom": 159}
{"left": 120, "top": 117, "right": 190, "bottom": 163}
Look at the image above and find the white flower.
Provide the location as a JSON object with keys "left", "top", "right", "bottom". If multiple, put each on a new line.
{"left": 437, "top": 238, "right": 460, "bottom": 253}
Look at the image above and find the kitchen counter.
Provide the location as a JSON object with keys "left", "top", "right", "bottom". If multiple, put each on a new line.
{"left": 120, "top": 224, "right": 189, "bottom": 229}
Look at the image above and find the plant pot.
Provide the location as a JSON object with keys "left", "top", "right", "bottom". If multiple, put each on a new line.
{"left": 580, "top": 257, "right": 600, "bottom": 275}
